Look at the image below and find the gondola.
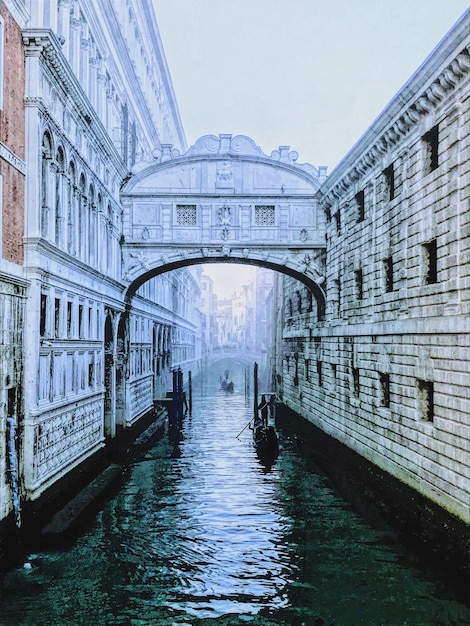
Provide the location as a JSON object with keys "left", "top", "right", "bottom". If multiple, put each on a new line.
{"left": 219, "top": 371, "right": 234, "bottom": 392}
{"left": 253, "top": 423, "right": 279, "bottom": 461}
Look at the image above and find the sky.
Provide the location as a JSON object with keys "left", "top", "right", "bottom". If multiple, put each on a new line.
{"left": 152, "top": 1, "right": 469, "bottom": 298}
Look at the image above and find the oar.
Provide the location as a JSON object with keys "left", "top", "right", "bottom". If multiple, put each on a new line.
{"left": 236, "top": 416, "right": 255, "bottom": 439}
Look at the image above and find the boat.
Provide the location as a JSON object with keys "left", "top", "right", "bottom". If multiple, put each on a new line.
{"left": 219, "top": 371, "right": 234, "bottom": 392}
{"left": 253, "top": 423, "right": 279, "bottom": 461}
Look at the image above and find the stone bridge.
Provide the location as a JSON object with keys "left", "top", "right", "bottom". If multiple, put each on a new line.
{"left": 120, "top": 134, "right": 328, "bottom": 318}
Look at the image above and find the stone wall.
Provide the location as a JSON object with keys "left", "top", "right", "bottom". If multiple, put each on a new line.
{"left": 280, "top": 11, "right": 470, "bottom": 523}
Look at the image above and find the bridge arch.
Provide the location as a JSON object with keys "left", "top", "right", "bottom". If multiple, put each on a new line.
{"left": 120, "top": 134, "right": 328, "bottom": 318}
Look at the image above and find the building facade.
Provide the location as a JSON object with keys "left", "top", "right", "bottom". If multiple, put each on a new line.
{"left": 0, "top": 0, "right": 29, "bottom": 534}
{"left": 0, "top": 0, "right": 201, "bottom": 541}
{"left": 280, "top": 11, "right": 470, "bottom": 524}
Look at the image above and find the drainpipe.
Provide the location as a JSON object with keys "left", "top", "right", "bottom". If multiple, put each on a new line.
{"left": 6, "top": 417, "right": 21, "bottom": 528}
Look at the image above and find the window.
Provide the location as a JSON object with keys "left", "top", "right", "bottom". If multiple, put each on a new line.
{"left": 384, "top": 257, "right": 394, "bottom": 292}
{"left": 423, "top": 239, "right": 438, "bottom": 284}
{"left": 331, "top": 363, "right": 337, "bottom": 388}
{"left": 255, "top": 205, "right": 275, "bottom": 226}
{"left": 78, "top": 304, "right": 84, "bottom": 338}
{"left": 334, "top": 210, "right": 341, "bottom": 236}
{"left": 317, "top": 360, "right": 323, "bottom": 387}
{"left": 423, "top": 125, "right": 439, "bottom": 173}
{"left": 40, "top": 294, "right": 48, "bottom": 337}
{"left": 335, "top": 278, "right": 341, "bottom": 313}
{"left": 352, "top": 367, "right": 360, "bottom": 397}
{"left": 305, "top": 358, "right": 309, "bottom": 382}
{"left": 67, "top": 302, "right": 73, "bottom": 337}
{"left": 355, "top": 189, "right": 365, "bottom": 222}
{"left": 355, "top": 269, "right": 363, "bottom": 300}
{"left": 383, "top": 164, "right": 395, "bottom": 201}
{"left": 176, "top": 204, "right": 197, "bottom": 225}
{"left": 379, "top": 373, "right": 390, "bottom": 408}
{"left": 54, "top": 298, "right": 61, "bottom": 338}
{"left": 417, "top": 380, "right": 434, "bottom": 422}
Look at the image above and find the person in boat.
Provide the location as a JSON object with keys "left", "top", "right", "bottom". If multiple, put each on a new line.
{"left": 258, "top": 395, "right": 269, "bottom": 428}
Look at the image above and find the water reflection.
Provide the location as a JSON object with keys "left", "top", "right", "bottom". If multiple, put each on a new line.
{"left": 0, "top": 381, "right": 469, "bottom": 625}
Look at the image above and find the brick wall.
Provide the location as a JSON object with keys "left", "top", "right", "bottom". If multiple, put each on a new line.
{"left": 280, "top": 13, "right": 470, "bottom": 523}
{"left": 0, "top": 1, "right": 25, "bottom": 265}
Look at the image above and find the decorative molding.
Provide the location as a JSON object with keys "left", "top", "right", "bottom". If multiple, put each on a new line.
{"left": 0, "top": 142, "right": 26, "bottom": 174}
{"left": 320, "top": 34, "right": 470, "bottom": 204}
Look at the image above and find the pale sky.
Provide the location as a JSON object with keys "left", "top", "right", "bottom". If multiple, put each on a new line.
{"left": 153, "top": 0, "right": 468, "bottom": 170}
{"left": 152, "top": 1, "right": 469, "bottom": 298}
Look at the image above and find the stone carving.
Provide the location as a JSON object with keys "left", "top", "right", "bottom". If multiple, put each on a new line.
{"left": 33, "top": 401, "right": 102, "bottom": 483}
{"left": 218, "top": 205, "right": 232, "bottom": 225}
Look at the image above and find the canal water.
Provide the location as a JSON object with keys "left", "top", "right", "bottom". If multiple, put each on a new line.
{"left": 0, "top": 376, "right": 469, "bottom": 625}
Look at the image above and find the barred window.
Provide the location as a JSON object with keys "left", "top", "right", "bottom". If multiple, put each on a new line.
{"left": 255, "top": 205, "right": 275, "bottom": 226}
{"left": 176, "top": 205, "right": 197, "bottom": 225}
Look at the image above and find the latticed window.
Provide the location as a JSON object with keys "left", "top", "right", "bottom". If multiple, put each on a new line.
{"left": 255, "top": 205, "right": 275, "bottom": 226}
{"left": 176, "top": 205, "right": 197, "bottom": 225}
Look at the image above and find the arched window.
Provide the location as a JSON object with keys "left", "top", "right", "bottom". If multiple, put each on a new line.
{"left": 55, "top": 146, "right": 65, "bottom": 246}
{"left": 78, "top": 173, "right": 86, "bottom": 259}
{"left": 41, "top": 132, "right": 53, "bottom": 238}
{"left": 106, "top": 201, "right": 113, "bottom": 275}
{"left": 88, "top": 183, "right": 96, "bottom": 266}
{"left": 67, "top": 161, "right": 76, "bottom": 255}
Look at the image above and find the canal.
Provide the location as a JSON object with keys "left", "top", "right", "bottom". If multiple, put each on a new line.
{"left": 0, "top": 372, "right": 469, "bottom": 625}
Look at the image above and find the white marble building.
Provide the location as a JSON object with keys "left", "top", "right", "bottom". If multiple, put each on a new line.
{"left": 14, "top": 0, "right": 199, "bottom": 520}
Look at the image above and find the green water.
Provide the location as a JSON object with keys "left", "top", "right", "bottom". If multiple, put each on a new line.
{"left": 0, "top": 383, "right": 468, "bottom": 625}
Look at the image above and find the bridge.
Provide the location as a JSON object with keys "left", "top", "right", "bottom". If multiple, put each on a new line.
{"left": 120, "top": 134, "right": 328, "bottom": 318}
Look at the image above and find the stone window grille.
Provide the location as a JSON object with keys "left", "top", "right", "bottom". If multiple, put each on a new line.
{"left": 176, "top": 204, "right": 197, "bottom": 225}
{"left": 384, "top": 257, "right": 394, "bottom": 292}
{"left": 255, "top": 205, "right": 275, "bottom": 226}
{"left": 383, "top": 163, "right": 395, "bottom": 201}
{"left": 423, "top": 125, "right": 439, "bottom": 173}
{"left": 356, "top": 189, "right": 365, "bottom": 222}
{"left": 417, "top": 379, "right": 434, "bottom": 422}
{"left": 423, "top": 239, "right": 438, "bottom": 284}
{"left": 379, "top": 372, "right": 390, "bottom": 408}
{"left": 305, "top": 358, "right": 309, "bottom": 382}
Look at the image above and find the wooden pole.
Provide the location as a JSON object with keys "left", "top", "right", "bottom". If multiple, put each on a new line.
{"left": 188, "top": 370, "right": 192, "bottom": 415}
{"left": 253, "top": 362, "right": 259, "bottom": 420}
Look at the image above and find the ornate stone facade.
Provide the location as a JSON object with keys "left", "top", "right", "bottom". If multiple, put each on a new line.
{"left": 0, "top": 0, "right": 198, "bottom": 529}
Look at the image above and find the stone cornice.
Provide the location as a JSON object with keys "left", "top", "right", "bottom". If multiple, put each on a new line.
{"left": 2, "top": 0, "right": 29, "bottom": 28}
{"left": 319, "top": 10, "right": 470, "bottom": 208}
{"left": 22, "top": 28, "right": 127, "bottom": 180}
